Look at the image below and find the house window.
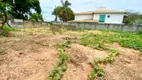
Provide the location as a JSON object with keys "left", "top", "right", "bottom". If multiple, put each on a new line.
{"left": 107, "top": 15, "right": 110, "bottom": 18}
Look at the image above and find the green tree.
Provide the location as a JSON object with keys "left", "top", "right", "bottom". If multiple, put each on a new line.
{"left": 30, "top": 13, "right": 44, "bottom": 22}
{"left": 124, "top": 11, "right": 142, "bottom": 25}
{"left": 0, "top": 0, "right": 12, "bottom": 35}
{"left": 7, "top": 0, "right": 42, "bottom": 20}
{"left": 52, "top": 0, "right": 74, "bottom": 22}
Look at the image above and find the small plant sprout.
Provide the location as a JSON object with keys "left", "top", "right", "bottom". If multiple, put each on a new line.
{"left": 109, "top": 49, "right": 119, "bottom": 57}
{"left": 48, "top": 41, "right": 71, "bottom": 80}
{"left": 139, "top": 52, "right": 142, "bottom": 56}
{"left": 88, "top": 71, "right": 97, "bottom": 80}
{"left": 88, "top": 49, "right": 119, "bottom": 80}
{"left": 0, "top": 49, "right": 6, "bottom": 55}
{"left": 88, "top": 60, "right": 104, "bottom": 80}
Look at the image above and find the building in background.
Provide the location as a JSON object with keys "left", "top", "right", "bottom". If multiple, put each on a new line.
{"left": 73, "top": 7, "right": 126, "bottom": 24}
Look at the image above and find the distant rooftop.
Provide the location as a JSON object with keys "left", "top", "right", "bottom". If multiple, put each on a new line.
{"left": 75, "top": 8, "right": 126, "bottom": 15}
{"left": 69, "top": 19, "right": 99, "bottom": 23}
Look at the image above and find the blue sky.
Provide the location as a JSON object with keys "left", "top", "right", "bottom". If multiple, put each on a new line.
{"left": 40, "top": 0, "right": 142, "bottom": 21}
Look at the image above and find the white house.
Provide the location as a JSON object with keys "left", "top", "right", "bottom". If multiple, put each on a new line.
{"left": 73, "top": 8, "right": 126, "bottom": 24}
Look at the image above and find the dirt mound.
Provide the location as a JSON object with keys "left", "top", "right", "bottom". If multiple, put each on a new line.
{"left": 62, "top": 44, "right": 108, "bottom": 80}
{"left": 104, "top": 43, "right": 142, "bottom": 80}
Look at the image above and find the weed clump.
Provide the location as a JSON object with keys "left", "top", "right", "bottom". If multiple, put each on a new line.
{"left": 48, "top": 41, "right": 71, "bottom": 80}
{"left": 0, "top": 49, "right": 6, "bottom": 55}
{"left": 88, "top": 49, "right": 119, "bottom": 80}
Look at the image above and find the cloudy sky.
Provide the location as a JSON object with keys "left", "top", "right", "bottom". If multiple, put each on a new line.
{"left": 40, "top": 0, "right": 142, "bottom": 21}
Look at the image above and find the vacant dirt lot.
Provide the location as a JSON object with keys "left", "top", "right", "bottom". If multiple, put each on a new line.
{"left": 0, "top": 28, "right": 142, "bottom": 80}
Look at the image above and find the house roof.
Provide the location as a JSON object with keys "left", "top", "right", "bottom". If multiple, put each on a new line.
{"left": 68, "top": 19, "right": 99, "bottom": 23}
{"left": 75, "top": 9, "right": 126, "bottom": 15}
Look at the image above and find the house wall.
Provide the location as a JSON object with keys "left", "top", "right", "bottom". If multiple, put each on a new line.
{"left": 75, "top": 14, "right": 93, "bottom": 20}
{"left": 76, "top": 13, "right": 125, "bottom": 24}
{"left": 104, "top": 14, "right": 125, "bottom": 24}
{"left": 93, "top": 14, "right": 100, "bottom": 20}
{"left": 93, "top": 13, "right": 125, "bottom": 24}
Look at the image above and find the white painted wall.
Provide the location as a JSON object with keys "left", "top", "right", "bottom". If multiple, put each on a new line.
{"left": 75, "top": 15, "right": 93, "bottom": 20}
{"left": 93, "top": 14, "right": 99, "bottom": 20}
{"left": 104, "top": 14, "right": 125, "bottom": 24}
{"left": 93, "top": 13, "right": 124, "bottom": 24}
{"left": 75, "top": 13, "right": 125, "bottom": 24}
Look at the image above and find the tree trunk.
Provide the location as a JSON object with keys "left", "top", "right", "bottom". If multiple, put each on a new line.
{"left": 55, "top": 15, "right": 57, "bottom": 22}
{"left": 0, "top": 9, "right": 7, "bottom": 35}
{"left": 0, "top": 27, "right": 3, "bottom": 35}
{"left": 1, "top": 10, "right": 7, "bottom": 28}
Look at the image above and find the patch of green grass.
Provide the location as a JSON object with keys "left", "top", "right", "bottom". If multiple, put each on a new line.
{"left": 3, "top": 26, "right": 15, "bottom": 32}
{"left": 1, "top": 26, "right": 16, "bottom": 37}
{"left": 80, "top": 31, "right": 142, "bottom": 51}
{"left": 80, "top": 34, "right": 109, "bottom": 50}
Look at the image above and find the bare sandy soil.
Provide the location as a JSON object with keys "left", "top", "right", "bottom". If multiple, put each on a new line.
{"left": 0, "top": 28, "right": 142, "bottom": 80}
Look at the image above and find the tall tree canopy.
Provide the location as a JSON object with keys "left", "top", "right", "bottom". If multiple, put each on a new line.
{"left": 6, "top": 0, "right": 42, "bottom": 20}
{"left": 0, "top": 0, "right": 43, "bottom": 35}
{"left": 52, "top": 0, "right": 74, "bottom": 22}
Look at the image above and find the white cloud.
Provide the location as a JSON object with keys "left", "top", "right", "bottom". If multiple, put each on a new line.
{"left": 40, "top": 0, "right": 142, "bottom": 21}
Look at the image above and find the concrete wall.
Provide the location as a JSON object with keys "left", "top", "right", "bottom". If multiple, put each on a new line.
{"left": 7, "top": 20, "right": 48, "bottom": 29}
{"left": 75, "top": 14, "right": 93, "bottom": 20}
{"left": 24, "top": 21, "right": 48, "bottom": 28}
{"left": 53, "top": 22, "right": 142, "bottom": 32}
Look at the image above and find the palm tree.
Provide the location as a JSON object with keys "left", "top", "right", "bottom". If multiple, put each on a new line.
{"left": 52, "top": 0, "right": 74, "bottom": 22}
